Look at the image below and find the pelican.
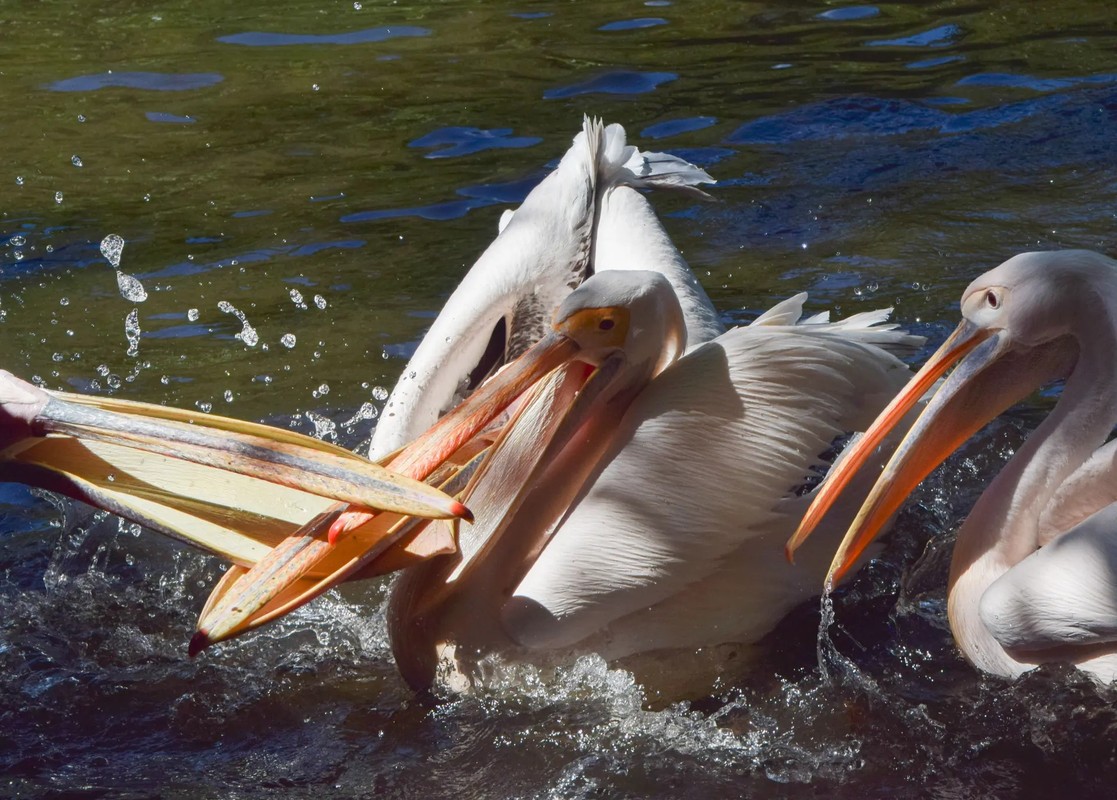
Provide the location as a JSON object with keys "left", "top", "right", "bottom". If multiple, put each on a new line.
{"left": 186, "top": 119, "right": 923, "bottom": 699}
{"left": 195, "top": 280, "right": 919, "bottom": 699}
{"left": 0, "top": 369, "right": 468, "bottom": 572}
{"left": 787, "top": 249, "right": 1117, "bottom": 681}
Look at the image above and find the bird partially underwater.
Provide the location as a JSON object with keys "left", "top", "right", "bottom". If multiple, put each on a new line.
{"left": 2, "top": 118, "right": 922, "bottom": 700}
{"left": 788, "top": 249, "right": 1117, "bottom": 683}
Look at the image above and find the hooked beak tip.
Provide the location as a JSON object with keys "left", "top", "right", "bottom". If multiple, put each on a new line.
{"left": 454, "top": 501, "right": 474, "bottom": 524}
{"left": 188, "top": 630, "right": 212, "bottom": 658}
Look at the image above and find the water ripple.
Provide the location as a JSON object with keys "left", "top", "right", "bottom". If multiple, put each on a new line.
{"left": 409, "top": 127, "right": 543, "bottom": 159}
{"left": 217, "top": 26, "right": 430, "bottom": 46}
{"left": 544, "top": 71, "right": 676, "bottom": 99}
{"left": 48, "top": 72, "right": 223, "bottom": 92}
{"left": 867, "top": 23, "right": 963, "bottom": 48}
{"left": 598, "top": 18, "right": 669, "bottom": 32}
{"left": 641, "top": 116, "right": 717, "bottom": 139}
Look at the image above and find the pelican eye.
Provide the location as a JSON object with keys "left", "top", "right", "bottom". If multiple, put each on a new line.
{"left": 598, "top": 318, "right": 615, "bottom": 331}
{"left": 985, "top": 290, "right": 1000, "bottom": 309}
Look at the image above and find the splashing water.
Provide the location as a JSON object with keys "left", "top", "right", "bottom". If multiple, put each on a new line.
{"left": 124, "top": 309, "right": 141, "bottom": 357}
{"left": 100, "top": 234, "right": 125, "bottom": 267}
{"left": 101, "top": 234, "right": 148, "bottom": 302}
{"left": 217, "top": 300, "right": 259, "bottom": 346}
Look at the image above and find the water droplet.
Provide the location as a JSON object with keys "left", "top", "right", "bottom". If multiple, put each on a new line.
{"left": 372, "top": 385, "right": 389, "bottom": 401}
{"left": 289, "top": 289, "right": 307, "bottom": 310}
{"left": 160, "top": 375, "right": 170, "bottom": 385}
{"left": 100, "top": 234, "right": 124, "bottom": 268}
{"left": 107, "top": 374, "right": 122, "bottom": 389}
{"left": 124, "top": 309, "right": 141, "bottom": 357}
{"left": 96, "top": 363, "right": 110, "bottom": 377}
{"left": 15, "top": 176, "right": 24, "bottom": 186}
{"left": 59, "top": 297, "right": 69, "bottom": 306}
{"left": 314, "top": 383, "right": 329, "bottom": 397}
{"left": 13, "top": 250, "right": 23, "bottom": 261}
{"left": 77, "top": 114, "right": 86, "bottom": 123}
{"left": 187, "top": 308, "right": 199, "bottom": 322}
{"left": 354, "top": 1, "right": 362, "bottom": 8}
{"left": 45, "top": 244, "right": 54, "bottom": 253}
{"left": 224, "top": 389, "right": 234, "bottom": 403}
{"left": 116, "top": 272, "right": 148, "bottom": 303}
{"left": 54, "top": 191, "right": 64, "bottom": 204}
{"left": 280, "top": 333, "right": 297, "bottom": 348}
{"left": 51, "top": 353, "right": 63, "bottom": 362}
{"left": 143, "top": 193, "right": 151, "bottom": 202}
{"left": 107, "top": 473, "right": 116, "bottom": 483}
{"left": 313, "top": 294, "right": 327, "bottom": 310}
{"left": 312, "top": 83, "right": 320, "bottom": 92}
{"left": 218, "top": 300, "right": 258, "bottom": 346}
{"left": 195, "top": 401, "right": 213, "bottom": 413}
{"left": 71, "top": 155, "right": 83, "bottom": 168}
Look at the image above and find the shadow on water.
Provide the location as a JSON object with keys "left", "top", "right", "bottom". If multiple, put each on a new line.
{"left": 4, "top": 0, "right": 1117, "bottom": 796}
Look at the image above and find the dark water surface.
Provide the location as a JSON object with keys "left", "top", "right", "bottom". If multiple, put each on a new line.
{"left": 4, "top": 1, "right": 1117, "bottom": 797}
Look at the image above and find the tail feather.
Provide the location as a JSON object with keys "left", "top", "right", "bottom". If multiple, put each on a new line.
{"left": 590, "top": 119, "right": 715, "bottom": 198}
{"left": 750, "top": 294, "right": 924, "bottom": 358}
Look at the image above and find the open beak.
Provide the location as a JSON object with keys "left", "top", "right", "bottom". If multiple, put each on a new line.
{"left": 0, "top": 370, "right": 468, "bottom": 562}
{"left": 784, "top": 318, "right": 1075, "bottom": 585}
{"left": 190, "top": 330, "right": 596, "bottom": 651}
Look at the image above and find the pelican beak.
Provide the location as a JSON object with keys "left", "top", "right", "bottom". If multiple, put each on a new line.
{"left": 0, "top": 369, "right": 467, "bottom": 523}
{"left": 191, "top": 330, "right": 587, "bottom": 651}
{"left": 783, "top": 320, "right": 997, "bottom": 576}
{"left": 785, "top": 316, "right": 1076, "bottom": 585}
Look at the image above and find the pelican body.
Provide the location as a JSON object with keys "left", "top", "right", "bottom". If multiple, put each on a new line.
{"left": 182, "top": 118, "right": 924, "bottom": 698}
{"left": 383, "top": 269, "right": 918, "bottom": 696}
{"left": 789, "top": 250, "right": 1117, "bottom": 681}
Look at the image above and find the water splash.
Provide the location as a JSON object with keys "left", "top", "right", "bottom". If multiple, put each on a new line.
{"left": 124, "top": 309, "right": 141, "bottom": 357}
{"left": 100, "top": 234, "right": 148, "bottom": 302}
{"left": 217, "top": 300, "right": 259, "bottom": 346}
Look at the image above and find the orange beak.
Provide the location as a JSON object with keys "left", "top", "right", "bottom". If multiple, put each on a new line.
{"left": 190, "top": 331, "right": 587, "bottom": 651}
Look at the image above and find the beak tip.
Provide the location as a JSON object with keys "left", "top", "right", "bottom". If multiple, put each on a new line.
{"left": 188, "top": 630, "right": 212, "bottom": 658}
{"left": 454, "top": 501, "right": 474, "bottom": 524}
{"left": 783, "top": 543, "right": 796, "bottom": 565}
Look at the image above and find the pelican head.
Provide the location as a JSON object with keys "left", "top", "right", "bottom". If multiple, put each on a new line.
{"left": 786, "top": 250, "right": 1116, "bottom": 581}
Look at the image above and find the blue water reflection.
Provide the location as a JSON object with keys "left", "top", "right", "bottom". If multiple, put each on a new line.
{"left": 544, "top": 71, "right": 676, "bottom": 98}
{"left": 409, "top": 127, "right": 542, "bottom": 158}
{"left": 217, "top": 27, "right": 430, "bottom": 46}
{"left": 48, "top": 72, "right": 223, "bottom": 92}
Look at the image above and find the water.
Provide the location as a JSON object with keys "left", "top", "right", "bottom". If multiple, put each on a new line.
{"left": 3, "top": 0, "right": 1117, "bottom": 796}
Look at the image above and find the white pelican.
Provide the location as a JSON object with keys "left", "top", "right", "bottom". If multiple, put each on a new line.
{"left": 194, "top": 266, "right": 919, "bottom": 698}
{"left": 189, "top": 117, "right": 730, "bottom": 650}
{"left": 786, "top": 249, "right": 1117, "bottom": 681}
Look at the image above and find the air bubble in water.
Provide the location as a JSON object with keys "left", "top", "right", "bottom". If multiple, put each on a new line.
{"left": 71, "top": 155, "right": 83, "bottom": 168}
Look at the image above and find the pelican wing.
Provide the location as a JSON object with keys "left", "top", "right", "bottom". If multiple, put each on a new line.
{"left": 504, "top": 319, "right": 915, "bottom": 652}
